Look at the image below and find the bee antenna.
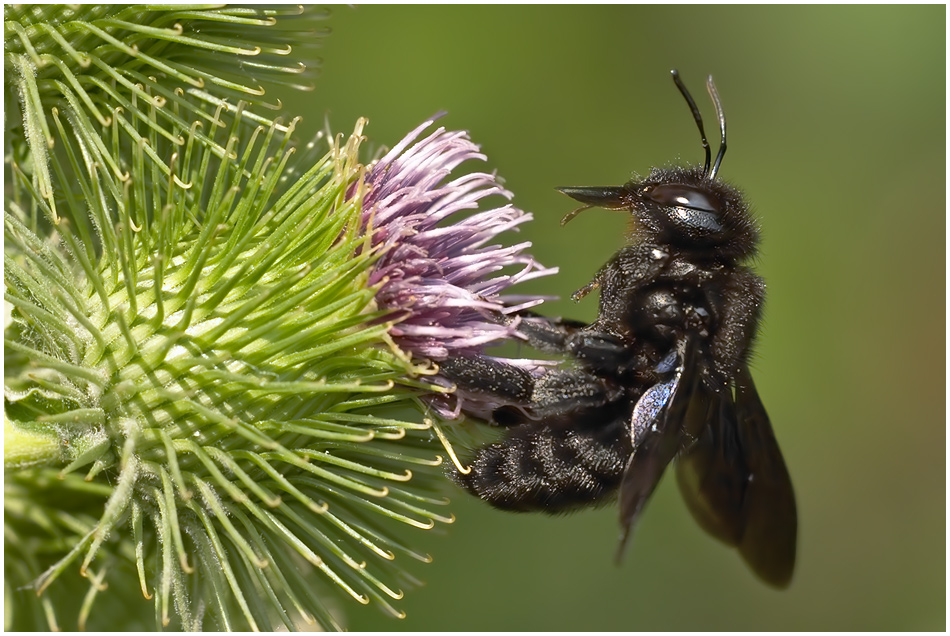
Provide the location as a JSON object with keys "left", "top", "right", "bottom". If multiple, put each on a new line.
{"left": 670, "top": 69, "right": 711, "bottom": 177}
{"left": 706, "top": 76, "right": 727, "bottom": 180}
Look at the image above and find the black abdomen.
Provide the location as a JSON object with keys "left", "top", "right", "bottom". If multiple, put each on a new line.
{"left": 455, "top": 402, "right": 634, "bottom": 513}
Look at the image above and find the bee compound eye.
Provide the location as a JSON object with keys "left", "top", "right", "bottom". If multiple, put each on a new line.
{"left": 644, "top": 184, "right": 719, "bottom": 214}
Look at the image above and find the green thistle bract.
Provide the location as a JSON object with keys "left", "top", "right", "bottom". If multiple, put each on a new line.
{"left": 3, "top": 5, "right": 466, "bottom": 631}
{"left": 4, "top": 4, "right": 327, "bottom": 223}
{"left": 5, "top": 105, "right": 459, "bottom": 629}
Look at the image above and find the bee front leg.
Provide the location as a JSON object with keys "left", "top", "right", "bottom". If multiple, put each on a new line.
{"left": 569, "top": 242, "right": 667, "bottom": 302}
{"left": 514, "top": 314, "right": 633, "bottom": 372}
{"left": 571, "top": 279, "right": 601, "bottom": 302}
{"left": 566, "top": 244, "right": 671, "bottom": 339}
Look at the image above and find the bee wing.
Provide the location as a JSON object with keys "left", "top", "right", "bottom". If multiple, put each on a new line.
{"left": 615, "top": 340, "right": 699, "bottom": 562}
{"left": 734, "top": 365, "right": 797, "bottom": 588}
{"left": 675, "top": 384, "right": 747, "bottom": 546}
{"left": 675, "top": 365, "right": 797, "bottom": 588}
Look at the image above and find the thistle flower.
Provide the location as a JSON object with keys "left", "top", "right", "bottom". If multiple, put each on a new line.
{"left": 5, "top": 6, "right": 557, "bottom": 631}
{"left": 362, "top": 115, "right": 555, "bottom": 358}
{"left": 359, "top": 115, "right": 557, "bottom": 419}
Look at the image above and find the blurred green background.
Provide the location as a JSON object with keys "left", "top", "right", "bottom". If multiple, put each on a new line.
{"left": 280, "top": 5, "right": 945, "bottom": 631}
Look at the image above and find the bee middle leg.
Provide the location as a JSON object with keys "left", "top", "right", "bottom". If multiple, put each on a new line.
{"left": 438, "top": 355, "right": 624, "bottom": 423}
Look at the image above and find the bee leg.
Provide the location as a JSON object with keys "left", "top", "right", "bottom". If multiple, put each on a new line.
{"left": 570, "top": 242, "right": 668, "bottom": 302}
{"left": 512, "top": 313, "right": 589, "bottom": 353}
{"left": 439, "top": 355, "right": 623, "bottom": 419}
{"left": 571, "top": 279, "right": 600, "bottom": 301}
{"left": 437, "top": 355, "right": 535, "bottom": 406}
{"left": 566, "top": 331, "right": 637, "bottom": 372}
{"left": 572, "top": 244, "right": 672, "bottom": 338}
{"left": 530, "top": 368, "right": 624, "bottom": 416}
{"left": 515, "top": 314, "right": 635, "bottom": 372}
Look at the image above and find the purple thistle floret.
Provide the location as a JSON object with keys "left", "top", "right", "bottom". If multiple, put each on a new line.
{"left": 362, "top": 114, "right": 556, "bottom": 358}
{"left": 360, "top": 114, "right": 558, "bottom": 417}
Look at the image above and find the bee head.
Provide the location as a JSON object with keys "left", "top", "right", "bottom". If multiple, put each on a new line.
{"left": 557, "top": 71, "right": 759, "bottom": 260}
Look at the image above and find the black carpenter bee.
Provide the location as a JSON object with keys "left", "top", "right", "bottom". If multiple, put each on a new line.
{"left": 440, "top": 70, "right": 797, "bottom": 588}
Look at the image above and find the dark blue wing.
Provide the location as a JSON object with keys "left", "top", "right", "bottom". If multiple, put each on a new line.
{"left": 615, "top": 338, "right": 699, "bottom": 562}
{"left": 675, "top": 364, "right": 797, "bottom": 588}
{"left": 734, "top": 365, "right": 797, "bottom": 587}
